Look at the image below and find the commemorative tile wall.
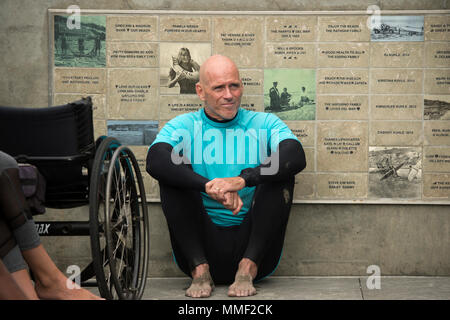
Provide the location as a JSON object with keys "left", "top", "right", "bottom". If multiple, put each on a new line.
{"left": 50, "top": 11, "right": 450, "bottom": 203}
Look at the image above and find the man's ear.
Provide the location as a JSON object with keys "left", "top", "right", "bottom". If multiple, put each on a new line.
{"left": 196, "top": 82, "right": 205, "bottom": 101}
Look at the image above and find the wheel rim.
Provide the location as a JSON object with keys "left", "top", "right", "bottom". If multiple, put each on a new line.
{"left": 105, "top": 146, "right": 148, "bottom": 299}
{"left": 90, "top": 137, "right": 121, "bottom": 300}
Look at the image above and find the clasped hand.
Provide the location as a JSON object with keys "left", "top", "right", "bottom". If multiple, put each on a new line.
{"left": 205, "top": 177, "right": 246, "bottom": 215}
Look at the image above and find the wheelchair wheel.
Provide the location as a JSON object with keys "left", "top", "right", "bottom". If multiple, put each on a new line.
{"left": 89, "top": 138, "right": 149, "bottom": 300}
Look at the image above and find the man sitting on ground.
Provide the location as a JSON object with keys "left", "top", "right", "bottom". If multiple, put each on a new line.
{"left": 146, "top": 55, "right": 306, "bottom": 298}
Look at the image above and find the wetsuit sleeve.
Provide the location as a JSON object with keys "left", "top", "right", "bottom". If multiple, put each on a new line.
{"left": 146, "top": 142, "right": 209, "bottom": 192}
{"left": 238, "top": 138, "right": 306, "bottom": 187}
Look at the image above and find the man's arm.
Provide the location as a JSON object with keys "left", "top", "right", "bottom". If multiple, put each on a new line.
{"left": 146, "top": 142, "right": 209, "bottom": 191}
{"left": 206, "top": 139, "right": 306, "bottom": 195}
{"left": 239, "top": 138, "right": 306, "bottom": 187}
{"left": 147, "top": 142, "right": 244, "bottom": 214}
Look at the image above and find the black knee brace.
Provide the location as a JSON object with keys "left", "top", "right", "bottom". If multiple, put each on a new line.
{"left": 0, "top": 168, "right": 32, "bottom": 230}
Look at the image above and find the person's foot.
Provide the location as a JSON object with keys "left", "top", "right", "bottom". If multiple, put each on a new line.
{"left": 35, "top": 276, "right": 104, "bottom": 300}
{"left": 228, "top": 258, "right": 257, "bottom": 297}
{"left": 186, "top": 264, "right": 214, "bottom": 298}
{"left": 228, "top": 273, "right": 257, "bottom": 297}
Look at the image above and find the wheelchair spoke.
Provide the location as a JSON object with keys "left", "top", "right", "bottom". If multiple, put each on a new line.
{"left": 91, "top": 144, "right": 149, "bottom": 299}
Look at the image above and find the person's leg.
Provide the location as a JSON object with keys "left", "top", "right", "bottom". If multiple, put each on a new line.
{"left": 2, "top": 245, "right": 39, "bottom": 299}
{"left": 0, "top": 158, "right": 40, "bottom": 299}
{"left": 159, "top": 182, "right": 214, "bottom": 298}
{"left": 228, "top": 177, "right": 295, "bottom": 297}
{"left": 0, "top": 156, "right": 102, "bottom": 300}
{"left": 11, "top": 203, "right": 103, "bottom": 300}
{"left": 0, "top": 258, "right": 28, "bottom": 300}
{"left": 22, "top": 244, "right": 103, "bottom": 300}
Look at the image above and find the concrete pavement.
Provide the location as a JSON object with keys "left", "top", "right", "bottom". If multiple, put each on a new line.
{"left": 87, "top": 276, "right": 450, "bottom": 300}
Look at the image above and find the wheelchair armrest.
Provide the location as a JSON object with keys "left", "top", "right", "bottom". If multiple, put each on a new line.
{"left": 14, "top": 153, "right": 92, "bottom": 164}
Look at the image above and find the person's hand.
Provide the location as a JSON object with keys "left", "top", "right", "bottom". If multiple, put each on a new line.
{"left": 205, "top": 177, "right": 245, "bottom": 200}
{"left": 173, "top": 71, "right": 185, "bottom": 81}
{"left": 222, "top": 191, "right": 243, "bottom": 215}
{"left": 205, "top": 177, "right": 246, "bottom": 215}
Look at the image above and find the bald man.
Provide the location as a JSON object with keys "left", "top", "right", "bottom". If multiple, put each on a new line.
{"left": 147, "top": 55, "right": 306, "bottom": 298}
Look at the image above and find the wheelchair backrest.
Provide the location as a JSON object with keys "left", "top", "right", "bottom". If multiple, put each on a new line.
{"left": 0, "top": 97, "right": 95, "bottom": 208}
{"left": 0, "top": 97, "right": 94, "bottom": 157}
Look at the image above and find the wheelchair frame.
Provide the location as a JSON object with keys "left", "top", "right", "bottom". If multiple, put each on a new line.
{"left": 0, "top": 97, "right": 150, "bottom": 300}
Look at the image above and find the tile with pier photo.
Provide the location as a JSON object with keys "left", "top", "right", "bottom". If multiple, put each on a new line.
{"left": 424, "top": 95, "right": 450, "bottom": 120}
{"left": 369, "top": 147, "right": 422, "bottom": 199}
{"left": 370, "top": 15, "right": 424, "bottom": 42}
{"left": 54, "top": 15, "right": 106, "bottom": 67}
{"left": 264, "top": 69, "right": 316, "bottom": 121}
{"left": 107, "top": 120, "right": 159, "bottom": 146}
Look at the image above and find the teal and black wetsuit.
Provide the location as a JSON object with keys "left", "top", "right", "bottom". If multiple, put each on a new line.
{"left": 147, "top": 108, "right": 306, "bottom": 284}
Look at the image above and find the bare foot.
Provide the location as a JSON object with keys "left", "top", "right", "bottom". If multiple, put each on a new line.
{"left": 228, "top": 273, "right": 257, "bottom": 297}
{"left": 35, "top": 279, "right": 104, "bottom": 300}
{"left": 186, "top": 264, "right": 214, "bottom": 298}
{"left": 228, "top": 258, "right": 257, "bottom": 297}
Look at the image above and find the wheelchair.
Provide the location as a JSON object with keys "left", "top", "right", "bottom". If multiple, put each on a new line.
{"left": 0, "top": 97, "right": 149, "bottom": 300}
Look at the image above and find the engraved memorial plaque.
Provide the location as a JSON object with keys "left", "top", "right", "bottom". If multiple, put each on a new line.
{"left": 159, "top": 95, "right": 203, "bottom": 121}
{"left": 424, "top": 121, "right": 450, "bottom": 145}
{"left": 160, "top": 16, "right": 211, "bottom": 42}
{"left": 371, "top": 42, "right": 423, "bottom": 68}
{"left": 370, "top": 95, "right": 422, "bottom": 120}
{"left": 317, "top": 69, "right": 368, "bottom": 94}
{"left": 423, "top": 174, "right": 450, "bottom": 199}
{"left": 317, "top": 173, "right": 368, "bottom": 199}
{"left": 317, "top": 43, "right": 369, "bottom": 68}
{"left": 266, "top": 16, "right": 317, "bottom": 42}
{"left": 318, "top": 16, "right": 370, "bottom": 42}
{"left": 265, "top": 43, "right": 316, "bottom": 68}
{"left": 425, "top": 42, "right": 450, "bottom": 68}
{"left": 370, "top": 121, "right": 422, "bottom": 146}
{"left": 240, "top": 70, "right": 263, "bottom": 95}
{"left": 108, "top": 68, "right": 159, "bottom": 120}
{"left": 106, "top": 16, "right": 158, "bottom": 41}
{"left": 284, "top": 121, "right": 315, "bottom": 147}
{"left": 423, "top": 147, "right": 450, "bottom": 172}
{"left": 425, "top": 16, "right": 450, "bottom": 41}
{"left": 317, "top": 121, "right": 368, "bottom": 172}
{"left": 213, "top": 16, "right": 264, "bottom": 68}
{"left": 424, "top": 69, "right": 450, "bottom": 95}
{"left": 54, "top": 68, "right": 106, "bottom": 93}
{"left": 316, "top": 95, "right": 368, "bottom": 120}
{"left": 107, "top": 42, "right": 158, "bottom": 67}
{"left": 371, "top": 69, "right": 423, "bottom": 94}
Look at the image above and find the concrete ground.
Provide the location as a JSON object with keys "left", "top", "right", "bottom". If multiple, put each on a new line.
{"left": 87, "top": 276, "right": 450, "bottom": 300}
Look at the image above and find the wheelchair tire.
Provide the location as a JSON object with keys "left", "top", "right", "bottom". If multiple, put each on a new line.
{"left": 104, "top": 145, "right": 149, "bottom": 300}
{"left": 89, "top": 138, "right": 149, "bottom": 300}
